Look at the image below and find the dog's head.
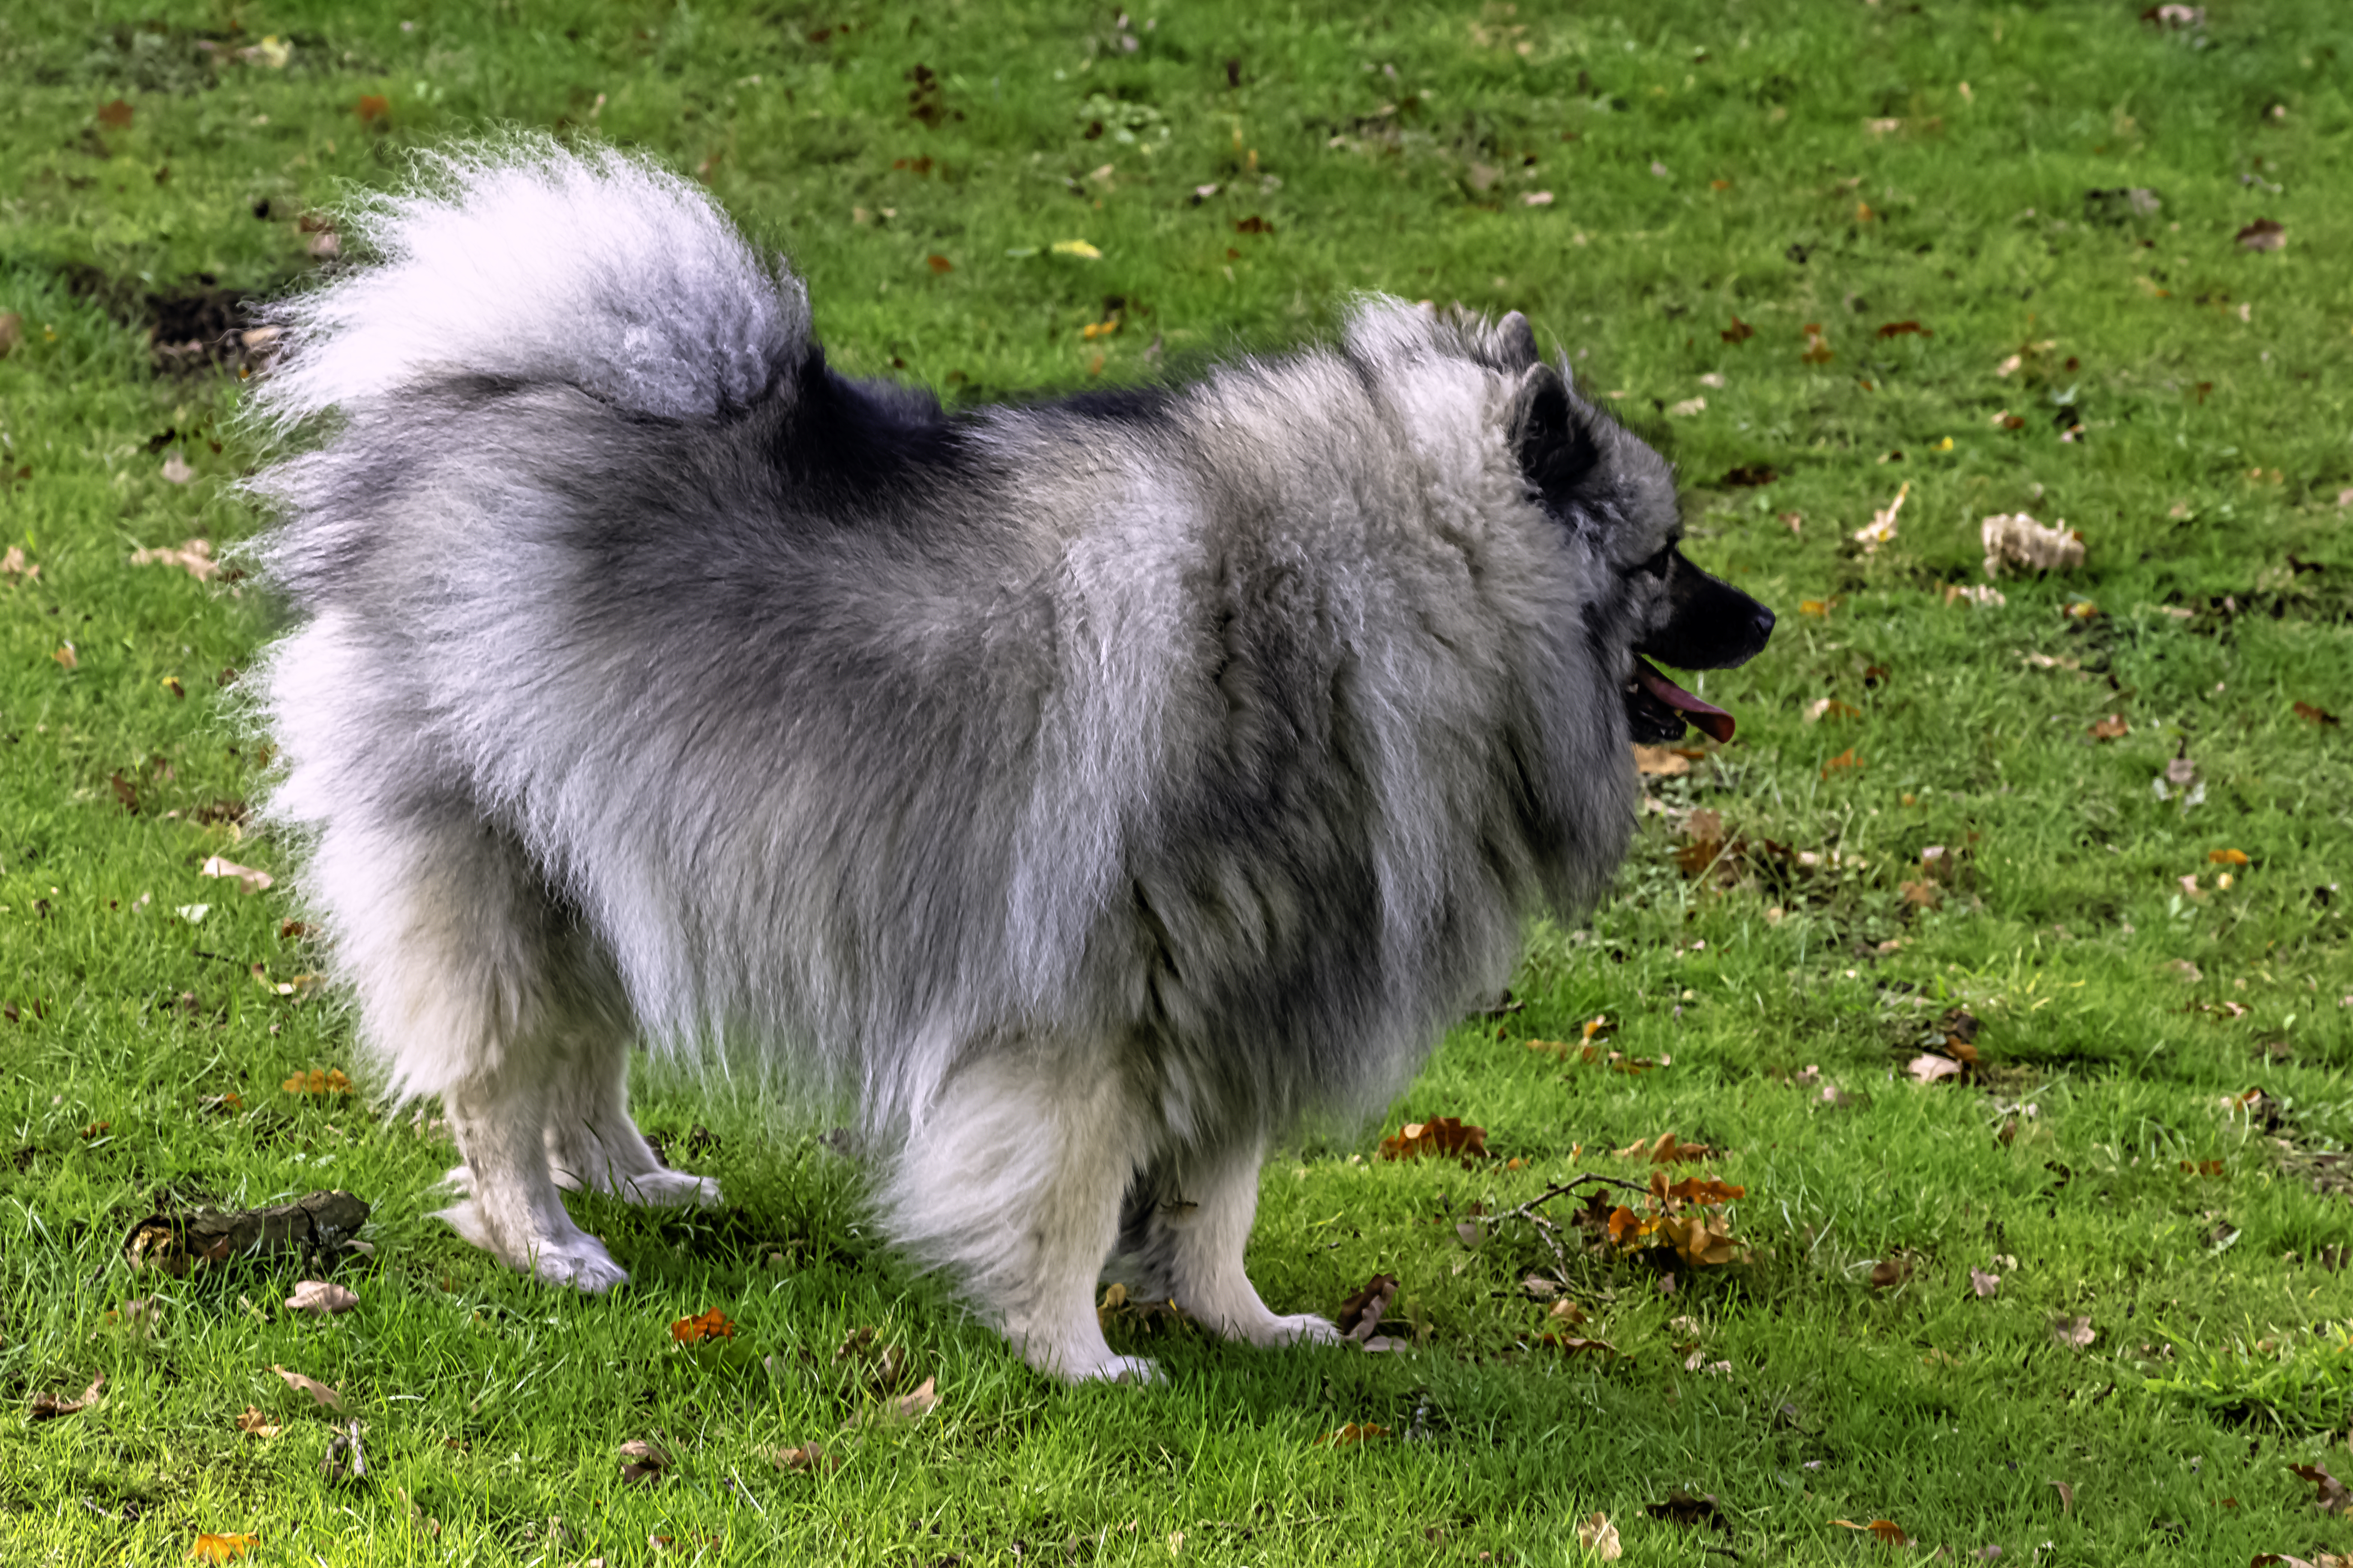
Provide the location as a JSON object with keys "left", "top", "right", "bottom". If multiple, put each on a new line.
{"left": 1481, "top": 311, "right": 1774, "bottom": 744}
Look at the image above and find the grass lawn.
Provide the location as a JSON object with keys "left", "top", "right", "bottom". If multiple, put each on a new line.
{"left": 6, "top": 0, "right": 2353, "bottom": 1562}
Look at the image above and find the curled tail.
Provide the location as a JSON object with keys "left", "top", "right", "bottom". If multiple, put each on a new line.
{"left": 248, "top": 135, "right": 809, "bottom": 435}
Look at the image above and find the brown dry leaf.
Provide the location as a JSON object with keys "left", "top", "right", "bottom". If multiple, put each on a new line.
{"left": 1335, "top": 1273, "right": 1399, "bottom": 1343}
{"left": 0, "top": 314, "right": 23, "bottom": 359}
{"left": 2236, "top": 218, "right": 2286, "bottom": 252}
{"left": 1981, "top": 513, "right": 2085, "bottom": 578}
{"left": 1800, "top": 323, "right": 1833, "bottom": 364}
{"left": 670, "top": 1308, "right": 735, "bottom": 1344}
{"left": 2088, "top": 714, "right": 2130, "bottom": 741}
{"left": 29, "top": 1373, "right": 104, "bottom": 1420}
{"left": 1877, "top": 320, "right": 1933, "bottom": 339}
{"left": 2050, "top": 1479, "right": 2075, "bottom": 1514}
{"left": 2290, "top": 1461, "right": 2353, "bottom": 1514}
{"left": 1908, "top": 1053, "right": 1965, "bottom": 1084}
{"left": 1545, "top": 1297, "right": 1587, "bottom": 1326}
{"left": 1633, "top": 744, "right": 1691, "bottom": 777}
{"left": 286, "top": 1280, "right": 358, "bottom": 1316}
{"left": 1314, "top": 1421, "right": 1390, "bottom": 1446}
{"left": 2294, "top": 701, "right": 2341, "bottom": 727}
{"left": 1380, "top": 1116, "right": 1487, "bottom": 1161}
{"left": 355, "top": 94, "right": 391, "bottom": 122}
{"left": 619, "top": 1437, "right": 669, "bottom": 1486}
{"left": 774, "top": 1440, "right": 837, "bottom": 1473}
{"left": 2050, "top": 1315, "right": 2096, "bottom": 1351}
{"left": 1614, "top": 1132, "right": 1714, "bottom": 1164}
{"left": 1541, "top": 1335, "right": 1619, "bottom": 1356}
{"left": 191, "top": 1535, "right": 259, "bottom": 1562}
{"left": 161, "top": 452, "right": 197, "bottom": 485}
{"left": 1721, "top": 317, "right": 1755, "bottom": 344}
{"left": 54, "top": 642, "right": 78, "bottom": 669}
{"left": 2208, "top": 848, "right": 2250, "bottom": 866}
{"left": 97, "top": 98, "right": 134, "bottom": 128}
{"left": 1831, "top": 1519, "right": 1912, "bottom": 1546}
{"left": 282, "top": 1069, "right": 353, "bottom": 1097}
{"left": 270, "top": 1365, "right": 343, "bottom": 1409}
{"left": 130, "top": 538, "right": 219, "bottom": 581}
{"left": 1, "top": 543, "right": 37, "bottom": 578}
{"left": 1868, "top": 1256, "right": 1911, "bottom": 1290}
{"left": 1970, "top": 1268, "right": 2001, "bottom": 1299}
{"left": 234, "top": 1406, "right": 281, "bottom": 1439}
{"left": 1821, "top": 747, "right": 1861, "bottom": 777}
{"left": 884, "top": 1375, "right": 939, "bottom": 1423}
{"left": 1576, "top": 1511, "right": 1623, "bottom": 1560}
{"left": 926, "top": 254, "right": 953, "bottom": 274}
{"left": 201, "top": 856, "right": 275, "bottom": 894}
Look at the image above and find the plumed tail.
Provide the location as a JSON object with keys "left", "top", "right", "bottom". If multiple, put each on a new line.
{"left": 246, "top": 135, "right": 809, "bottom": 433}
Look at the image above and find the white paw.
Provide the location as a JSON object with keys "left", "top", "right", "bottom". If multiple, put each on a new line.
{"left": 1263, "top": 1311, "right": 1344, "bottom": 1348}
{"left": 612, "top": 1169, "right": 722, "bottom": 1209}
{"left": 432, "top": 1200, "right": 629, "bottom": 1294}
{"left": 1066, "top": 1353, "right": 1160, "bottom": 1385}
{"left": 527, "top": 1238, "right": 629, "bottom": 1293}
{"left": 439, "top": 1164, "right": 474, "bottom": 1196}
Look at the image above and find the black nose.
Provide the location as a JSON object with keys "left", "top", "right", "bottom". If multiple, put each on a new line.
{"left": 1752, "top": 604, "right": 1776, "bottom": 647}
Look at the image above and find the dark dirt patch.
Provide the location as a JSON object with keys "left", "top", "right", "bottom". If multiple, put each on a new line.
{"left": 60, "top": 263, "right": 283, "bottom": 376}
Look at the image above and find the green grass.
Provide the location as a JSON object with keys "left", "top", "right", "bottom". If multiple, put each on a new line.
{"left": 6, "top": 0, "right": 2353, "bottom": 1562}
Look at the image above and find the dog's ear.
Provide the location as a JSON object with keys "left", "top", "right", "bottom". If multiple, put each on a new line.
{"left": 1516, "top": 363, "right": 1603, "bottom": 506}
{"left": 1492, "top": 310, "right": 1541, "bottom": 371}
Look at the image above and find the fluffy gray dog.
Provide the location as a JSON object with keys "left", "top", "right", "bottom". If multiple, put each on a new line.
{"left": 245, "top": 139, "right": 1771, "bottom": 1382}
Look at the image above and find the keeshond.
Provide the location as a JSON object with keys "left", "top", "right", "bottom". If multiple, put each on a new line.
{"left": 245, "top": 140, "right": 1772, "bottom": 1381}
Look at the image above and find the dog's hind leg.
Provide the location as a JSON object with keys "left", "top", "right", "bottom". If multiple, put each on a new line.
{"left": 880, "top": 1045, "right": 1155, "bottom": 1383}
{"left": 541, "top": 1011, "right": 722, "bottom": 1210}
{"left": 310, "top": 805, "right": 630, "bottom": 1291}
{"left": 1119, "top": 1135, "right": 1342, "bottom": 1350}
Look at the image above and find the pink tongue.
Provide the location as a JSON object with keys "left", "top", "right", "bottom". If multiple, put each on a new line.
{"left": 1635, "top": 658, "right": 1737, "bottom": 744}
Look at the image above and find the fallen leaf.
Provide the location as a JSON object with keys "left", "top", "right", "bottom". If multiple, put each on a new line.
{"left": 201, "top": 856, "right": 274, "bottom": 894}
{"left": 1314, "top": 1421, "right": 1390, "bottom": 1446}
{"left": 191, "top": 1535, "right": 259, "bottom": 1562}
{"left": 29, "top": 1373, "right": 104, "bottom": 1420}
{"left": 234, "top": 1406, "right": 280, "bottom": 1439}
{"left": 1633, "top": 744, "right": 1690, "bottom": 777}
{"left": 98, "top": 99, "right": 134, "bottom": 128}
{"left": 884, "top": 1376, "right": 939, "bottom": 1422}
{"left": 1541, "top": 1335, "right": 1619, "bottom": 1356}
{"left": 1380, "top": 1116, "right": 1487, "bottom": 1161}
{"left": 286, "top": 1280, "right": 358, "bottom": 1316}
{"left": 2209, "top": 848, "right": 2250, "bottom": 866}
{"left": 1576, "top": 1511, "right": 1623, "bottom": 1560}
{"left": 282, "top": 1069, "right": 353, "bottom": 1096}
{"left": 1831, "top": 1519, "right": 1912, "bottom": 1546}
{"left": 2290, "top": 1461, "right": 2353, "bottom": 1514}
{"left": 926, "top": 254, "right": 953, "bottom": 273}
{"left": 161, "top": 452, "right": 197, "bottom": 484}
{"left": 54, "top": 642, "right": 78, "bottom": 669}
{"left": 774, "top": 1440, "right": 837, "bottom": 1472}
{"left": 2236, "top": 218, "right": 2286, "bottom": 252}
{"left": 1523, "top": 190, "right": 1554, "bottom": 207}
{"left": 1614, "top": 1133, "right": 1713, "bottom": 1164}
{"left": 1877, "top": 320, "right": 1933, "bottom": 338}
{"left": 1852, "top": 480, "right": 1909, "bottom": 555}
{"left": 2050, "top": 1479, "right": 2074, "bottom": 1514}
{"left": 1669, "top": 396, "right": 1707, "bottom": 417}
{"left": 670, "top": 1308, "right": 735, "bottom": 1344}
{"left": 2088, "top": 714, "right": 2130, "bottom": 741}
{"left": 271, "top": 1365, "right": 343, "bottom": 1409}
{"left": 1982, "top": 513, "right": 2085, "bottom": 577}
{"left": 619, "top": 1437, "right": 670, "bottom": 1485}
{"left": 0, "top": 542, "right": 36, "bottom": 577}
{"left": 1801, "top": 323, "right": 1833, "bottom": 364}
{"left": 1050, "top": 239, "right": 1102, "bottom": 259}
{"left": 1335, "top": 1273, "right": 1399, "bottom": 1343}
{"left": 1721, "top": 317, "right": 1755, "bottom": 344}
{"left": 131, "top": 538, "right": 219, "bottom": 581}
{"left": 1821, "top": 747, "right": 1861, "bottom": 777}
{"left": 1970, "top": 1268, "right": 2001, "bottom": 1298}
{"left": 1868, "top": 1256, "right": 1912, "bottom": 1290}
{"left": 2050, "top": 1315, "right": 2095, "bottom": 1351}
{"left": 355, "top": 94, "right": 391, "bottom": 122}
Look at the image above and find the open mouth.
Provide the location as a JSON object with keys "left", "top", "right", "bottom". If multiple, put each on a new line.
{"left": 1626, "top": 656, "right": 1737, "bottom": 745}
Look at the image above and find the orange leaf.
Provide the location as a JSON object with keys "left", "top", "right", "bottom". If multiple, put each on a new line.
{"left": 1314, "top": 1421, "right": 1391, "bottom": 1446}
{"left": 2088, "top": 714, "right": 2129, "bottom": 741}
{"left": 926, "top": 254, "right": 954, "bottom": 273}
{"left": 1664, "top": 1177, "right": 1745, "bottom": 1205}
{"left": 670, "top": 1308, "right": 736, "bottom": 1344}
{"left": 98, "top": 99, "right": 135, "bottom": 129}
{"left": 355, "top": 95, "right": 390, "bottom": 122}
{"left": 2207, "top": 848, "right": 2249, "bottom": 866}
{"left": 282, "top": 1068, "right": 352, "bottom": 1096}
{"left": 191, "top": 1535, "right": 258, "bottom": 1561}
{"left": 1820, "top": 748, "right": 1861, "bottom": 776}
{"left": 1379, "top": 1116, "right": 1488, "bottom": 1161}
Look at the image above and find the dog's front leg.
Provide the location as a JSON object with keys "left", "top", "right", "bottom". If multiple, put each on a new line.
{"left": 1125, "top": 1134, "right": 1341, "bottom": 1350}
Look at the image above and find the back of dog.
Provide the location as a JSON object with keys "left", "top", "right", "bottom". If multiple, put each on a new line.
{"left": 243, "top": 141, "right": 822, "bottom": 1288}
